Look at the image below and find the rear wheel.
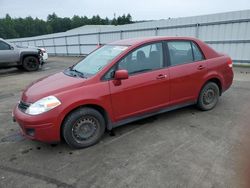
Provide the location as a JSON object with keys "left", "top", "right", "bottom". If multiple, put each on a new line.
{"left": 197, "top": 82, "right": 220, "bottom": 111}
{"left": 62, "top": 108, "right": 105, "bottom": 149}
{"left": 22, "top": 56, "right": 39, "bottom": 71}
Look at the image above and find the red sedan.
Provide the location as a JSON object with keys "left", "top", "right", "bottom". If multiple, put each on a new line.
{"left": 13, "top": 36, "right": 234, "bottom": 148}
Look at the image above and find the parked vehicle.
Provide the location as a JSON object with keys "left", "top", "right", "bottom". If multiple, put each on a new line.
{"left": 0, "top": 38, "right": 42, "bottom": 71}
{"left": 39, "top": 48, "right": 48, "bottom": 63}
{"left": 28, "top": 46, "right": 48, "bottom": 63}
{"left": 13, "top": 36, "right": 234, "bottom": 148}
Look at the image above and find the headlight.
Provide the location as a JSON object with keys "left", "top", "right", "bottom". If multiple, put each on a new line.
{"left": 25, "top": 96, "right": 61, "bottom": 115}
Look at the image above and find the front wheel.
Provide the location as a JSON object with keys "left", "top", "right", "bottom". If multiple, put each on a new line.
{"left": 62, "top": 108, "right": 105, "bottom": 149}
{"left": 197, "top": 82, "right": 220, "bottom": 111}
{"left": 22, "top": 56, "right": 40, "bottom": 71}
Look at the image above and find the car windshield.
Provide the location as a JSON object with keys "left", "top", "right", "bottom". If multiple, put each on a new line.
{"left": 71, "top": 45, "right": 128, "bottom": 77}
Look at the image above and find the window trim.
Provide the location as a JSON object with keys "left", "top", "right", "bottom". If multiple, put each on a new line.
{"left": 101, "top": 41, "right": 167, "bottom": 81}
{"left": 191, "top": 41, "right": 205, "bottom": 62}
{"left": 165, "top": 39, "right": 206, "bottom": 68}
{"left": 163, "top": 41, "right": 171, "bottom": 67}
{"left": 190, "top": 41, "right": 195, "bottom": 60}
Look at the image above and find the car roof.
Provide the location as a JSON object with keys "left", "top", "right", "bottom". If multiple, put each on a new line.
{"left": 109, "top": 36, "right": 200, "bottom": 46}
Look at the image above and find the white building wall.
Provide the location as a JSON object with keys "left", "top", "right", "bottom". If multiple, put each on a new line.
{"left": 7, "top": 9, "right": 250, "bottom": 63}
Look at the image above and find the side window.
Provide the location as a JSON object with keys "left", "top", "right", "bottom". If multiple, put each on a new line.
{"left": 0, "top": 41, "right": 11, "bottom": 50}
{"left": 191, "top": 42, "right": 204, "bottom": 61}
{"left": 118, "top": 43, "right": 163, "bottom": 75}
{"left": 103, "top": 65, "right": 116, "bottom": 80}
{"left": 167, "top": 41, "right": 193, "bottom": 66}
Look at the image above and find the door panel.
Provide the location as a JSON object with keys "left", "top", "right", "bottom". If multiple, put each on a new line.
{"left": 0, "top": 41, "right": 19, "bottom": 63}
{"left": 109, "top": 69, "right": 170, "bottom": 121}
{"left": 0, "top": 50, "right": 19, "bottom": 63}
{"left": 169, "top": 62, "right": 206, "bottom": 106}
{"left": 108, "top": 42, "right": 170, "bottom": 121}
{"left": 167, "top": 40, "right": 207, "bottom": 106}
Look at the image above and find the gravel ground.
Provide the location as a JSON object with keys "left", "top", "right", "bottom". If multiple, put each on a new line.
{"left": 0, "top": 57, "right": 250, "bottom": 188}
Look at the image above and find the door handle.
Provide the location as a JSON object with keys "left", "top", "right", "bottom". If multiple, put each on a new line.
{"left": 197, "top": 65, "right": 205, "bottom": 70}
{"left": 156, "top": 74, "right": 167, "bottom": 80}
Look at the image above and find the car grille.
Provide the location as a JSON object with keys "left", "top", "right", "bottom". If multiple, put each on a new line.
{"left": 18, "top": 101, "right": 30, "bottom": 112}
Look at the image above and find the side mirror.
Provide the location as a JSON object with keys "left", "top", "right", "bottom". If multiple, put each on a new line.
{"left": 10, "top": 46, "right": 14, "bottom": 50}
{"left": 114, "top": 69, "right": 129, "bottom": 80}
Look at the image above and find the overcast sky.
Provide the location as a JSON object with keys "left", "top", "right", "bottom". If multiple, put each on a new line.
{"left": 0, "top": 0, "right": 250, "bottom": 20}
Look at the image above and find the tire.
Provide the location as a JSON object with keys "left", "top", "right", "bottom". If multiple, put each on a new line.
{"left": 62, "top": 108, "right": 105, "bottom": 149}
{"left": 22, "top": 56, "right": 40, "bottom": 71}
{"left": 197, "top": 82, "right": 220, "bottom": 111}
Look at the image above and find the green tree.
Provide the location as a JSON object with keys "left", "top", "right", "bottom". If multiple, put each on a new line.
{"left": 1, "top": 14, "right": 18, "bottom": 38}
{"left": 0, "top": 13, "right": 133, "bottom": 39}
{"left": 72, "top": 15, "right": 82, "bottom": 28}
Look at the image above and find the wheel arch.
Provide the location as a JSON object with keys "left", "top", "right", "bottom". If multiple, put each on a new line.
{"left": 200, "top": 77, "right": 222, "bottom": 96}
{"left": 20, "top": 52, "right": 40, "bottom": 64}
{"left": 60, "top": 103, "right": 112, "bottom": 141}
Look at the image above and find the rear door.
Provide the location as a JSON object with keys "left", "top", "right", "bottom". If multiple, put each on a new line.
{"left": 166, "top": 40, "right": 207, "bottom": 105}
{"left": 108, "top": 42, "right": 170, "bottom": 121}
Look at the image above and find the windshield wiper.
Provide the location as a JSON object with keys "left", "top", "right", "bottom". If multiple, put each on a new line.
{"left": 70, "top": 68, "right": 86, "bottom": 78}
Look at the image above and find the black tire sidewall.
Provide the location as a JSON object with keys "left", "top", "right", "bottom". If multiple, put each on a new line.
{"left": 23, "top": 56, "right": 39, "bottom": 71}
{"left": 62, "top": 108, "right": 105, "bottom": 149}
{"left": 198, "top": 82, "right": 219, "bottom": 111}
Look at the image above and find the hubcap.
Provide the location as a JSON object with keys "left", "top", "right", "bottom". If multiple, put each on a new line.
{"left": 72, "top": 117, "right": 98, "bottom": 143}
{"left": 203, "top": 88, "right": 216, "bottom": 105}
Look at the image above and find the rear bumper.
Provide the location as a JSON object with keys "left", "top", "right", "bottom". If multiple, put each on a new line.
{"left": 222, "top": 68, "right": 234, "bottom": 92}
{"left": 13, "top": 105, "right": 61, "bottom": 143}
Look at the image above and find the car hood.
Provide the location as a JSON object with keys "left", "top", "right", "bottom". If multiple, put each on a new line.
{"left": 22, "top": 72, "right": 86, "bottom": 103}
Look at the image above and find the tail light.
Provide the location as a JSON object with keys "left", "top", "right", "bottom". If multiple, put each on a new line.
{"left": 227, "top": 59, "right": 233, "bottom": 68}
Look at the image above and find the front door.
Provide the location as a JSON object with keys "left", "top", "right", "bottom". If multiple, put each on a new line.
{"left": 0, "top": 41, "right": 18, "bottom": 63}
{"left": 109, "top": 42, "right": 170, "bottom": 121}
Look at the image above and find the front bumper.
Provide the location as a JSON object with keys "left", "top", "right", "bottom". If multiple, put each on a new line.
{"left": 13, "top": 105, "right": 61, "bottom": 143}
{"left": 42, "top": 53, "right": 48, "bottom": 62}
